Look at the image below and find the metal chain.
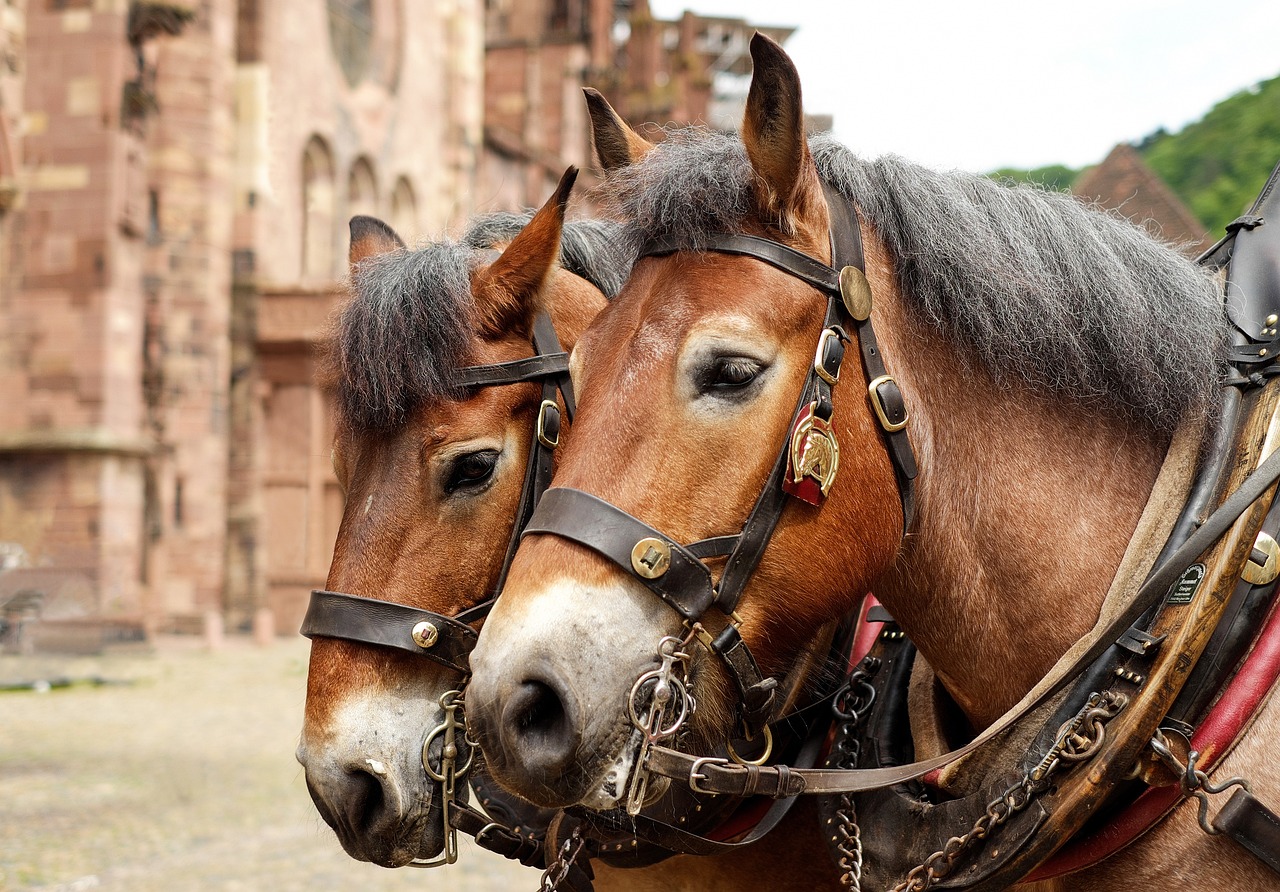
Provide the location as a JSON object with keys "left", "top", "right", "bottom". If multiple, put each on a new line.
{"left": 828, "top": 658, "right": 881, "bottom": 892}
{"left": 410, "top": 689, "right": 474, "bottom": 868}
{"left": 890, "top": 690, "right": 1128, "bottom": 892}
{"left": 539, "top": 826, "right": 585, "bottom": 892}
{"left": 834, "top": 793, "right": 865, "bottom": 890}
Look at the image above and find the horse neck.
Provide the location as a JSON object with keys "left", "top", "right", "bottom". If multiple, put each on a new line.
{"left": 870, "top": 285, "right": 1171, "bottom": 731}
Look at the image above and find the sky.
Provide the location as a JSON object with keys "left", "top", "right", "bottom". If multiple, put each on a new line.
{"left": 647, "top": 0, "right": 1280, "bottom": 173}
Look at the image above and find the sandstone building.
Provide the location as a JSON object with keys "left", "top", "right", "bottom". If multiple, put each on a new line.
{"left": 0, "top": 0, "right": 789, "bottom": 646}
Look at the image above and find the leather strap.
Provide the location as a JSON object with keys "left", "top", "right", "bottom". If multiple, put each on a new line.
{"left": 457, "top": 353, "right": 570, "bottom": 388}
{"left": 822, "top": 181, "right": 917, "bottom": 521}
{"left": 1214, "top": 788, "right": 1280, "bottom": 876}
{"left": 523, "top": 487, "right": 718, "bottom": 620}
{"left": 449, "top": 800, "right": 546, "bottom": 867}
{"left": 301, "top": 590, "right": 477, "bottom": 674}
{"left": 642, "top": 234, "right": 842, "bottom": 296}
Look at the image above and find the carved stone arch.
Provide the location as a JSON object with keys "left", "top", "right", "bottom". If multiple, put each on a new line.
{"left": 347, "top": 156, "right": 379, "bottom": 222}
{"left": 302, "top": 135, "right": 336, "bottom": 280}
{"left": 390, "top": 176, "right": 417, "bottom": 244}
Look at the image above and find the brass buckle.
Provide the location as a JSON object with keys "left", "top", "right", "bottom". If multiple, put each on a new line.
{"left": 813, "top": 327, "right": 844, "bottom": 386}
{"left": 689, "top": 756, "right": 731, "bottom": 794}
{"left": 536, "top": 399, "right": 560, "bottom": 449}
{"left": 727, "top": 724, "right": 774, "bottom": 766}
{"left": 867, "top": 374, "right": 908, "bottom": 433}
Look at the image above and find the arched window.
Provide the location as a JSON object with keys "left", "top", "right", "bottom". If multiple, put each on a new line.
{"left": 390, "top": 176, "right": 417, "bottom": 244}
{"left": 302, "top": 136, "right": 335, "bottom": 279}
{"left": 348, "top": 157, "right": 378, "bottom": 223}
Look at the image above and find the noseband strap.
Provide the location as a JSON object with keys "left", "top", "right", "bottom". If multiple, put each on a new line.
{"left": 523, "top": 487, "right": 720, "bottom": 620}
{"left": 302, "top": 590, "right": 479, "bottom": 673}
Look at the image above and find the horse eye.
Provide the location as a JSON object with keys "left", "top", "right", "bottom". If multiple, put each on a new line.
{"left": 444, "top": 450, "right": 499, "bottom": 494}
{"left": 697, "top": 356, "right": 763, "bottom": 393}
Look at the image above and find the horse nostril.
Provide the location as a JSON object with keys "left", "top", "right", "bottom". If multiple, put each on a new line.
{"left": 502, "top": 678, "right": 579, "bottom": 775}
{"left": 347, "top": 767, "right": 387, "bottom": 835}
{"left": 516, "top": 680, "right": 565, "bottom": 735}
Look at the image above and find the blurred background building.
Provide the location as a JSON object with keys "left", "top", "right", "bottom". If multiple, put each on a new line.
{"left": 0, "top": 0, "right": 799, "bottom": 648}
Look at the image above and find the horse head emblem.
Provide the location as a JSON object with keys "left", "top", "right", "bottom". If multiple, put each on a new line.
{"left": 784, "top": 403, "right": 840, "bottom": 506}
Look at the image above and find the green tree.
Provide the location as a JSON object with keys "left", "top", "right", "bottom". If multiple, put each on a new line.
{"left": 1142, "top": 75, "right": 1280, "bottom": 233}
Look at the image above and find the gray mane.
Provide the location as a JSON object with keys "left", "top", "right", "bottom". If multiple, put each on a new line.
{"left": 602, "top": 129, "right": 1227, "bottom": 430}
{"left": 331, "top": 214, "right": 630, "bottom": 431}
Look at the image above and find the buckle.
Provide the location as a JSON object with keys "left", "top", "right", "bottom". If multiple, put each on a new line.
{"left": 688, "top": 756, "right": 731, "bottom": 794}
{"left": 867, "top": 374, "right": 909, "bottom": 433}
{"left": 536, "top": 399, "right": 561, "bottom": 448}
{"left": 813, "top": 327, "right": 846, "bottom": 386}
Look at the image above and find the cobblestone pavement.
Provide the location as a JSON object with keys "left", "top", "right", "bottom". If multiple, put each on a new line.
{"left": 0, "top": 636, "right": 534, "bottom": 892}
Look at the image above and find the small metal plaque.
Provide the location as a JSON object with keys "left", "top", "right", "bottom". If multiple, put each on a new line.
{"left": 838, "top": 266, "right": 873, "bottom": 322}
{"left": 411, "top": 620, "right": 439, "bottom": 649}
{"left": 631, "top": 537, "right": 671, "bottom": 579}
{"left": 1166, "top": 563, "right": 1206, "bottom": 605}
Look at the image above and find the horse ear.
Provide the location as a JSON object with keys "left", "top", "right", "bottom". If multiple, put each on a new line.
{"left": 742, "top": 33, "right": 823, "bottom": 235}
{"left": 348, "top": 216, "right": 404, "bottom": 269}
{"left": 584, "top": 88, "right": 654, "bottom": 170}
{"left": 473, "top": 166, "right": 578, "bottom": 337}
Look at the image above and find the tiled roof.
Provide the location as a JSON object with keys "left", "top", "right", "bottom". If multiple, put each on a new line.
{"left": 1072, "top": 144, "right": 1211, "bottom": 256}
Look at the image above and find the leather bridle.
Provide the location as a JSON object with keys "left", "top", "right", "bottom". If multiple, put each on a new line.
{"left": 520, "top": 182, "right": 918, "bottom": 732}
{"left": 301, "top": 308, "right": 574, "bottom": 668}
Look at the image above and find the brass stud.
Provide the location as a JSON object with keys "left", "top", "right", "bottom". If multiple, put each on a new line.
{"left": 630, "top": 537, "right": 672, "bottom": 579}
{"left": 411, "top": 620, "right": 439, "bottom": 649}
{"left": 1267, "top": 314, "right": 1278, "bottom": 326}
{"left": 838, "top": 266, "right": 874, "bottom": 321}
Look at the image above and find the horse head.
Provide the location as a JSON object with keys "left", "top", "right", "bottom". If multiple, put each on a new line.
{"left": 466, "top": 35, "right": 906, "bottom": 810}
{"left": 296, "top": 168, "right": 615, "bottom": 865}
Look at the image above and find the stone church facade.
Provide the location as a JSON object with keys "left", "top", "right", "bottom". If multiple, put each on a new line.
{"left": 0, "top": 0, "right": 785, "bottom": 645}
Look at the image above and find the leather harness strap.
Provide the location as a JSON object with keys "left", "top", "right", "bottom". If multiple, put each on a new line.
{"left": 1214, "top": 788, "right": 1280, "bottom": 875}
{"left": 301, "top": 590, "right": 479, "bottom": 673}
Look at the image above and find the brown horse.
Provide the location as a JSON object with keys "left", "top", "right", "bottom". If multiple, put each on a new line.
{"left": 466, "top": 35, "right": 1280, "bottom": 890}
{"left": 296, "top": 171, "right": 614, "bottom": 867}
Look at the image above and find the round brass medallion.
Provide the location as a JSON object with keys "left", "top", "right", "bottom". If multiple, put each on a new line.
{"left": 411, "top": 620, "right": 439, "bottom": 649}
{"left": 630, "top": 537, "right": 672, "bottom": 579}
